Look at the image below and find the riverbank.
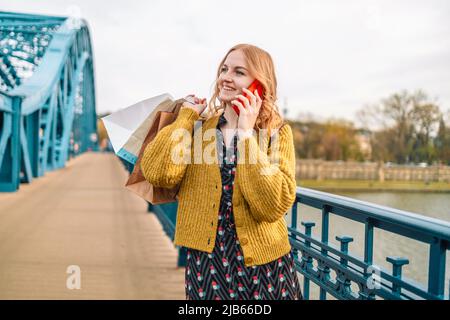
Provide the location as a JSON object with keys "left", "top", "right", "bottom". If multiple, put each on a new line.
{"left": 297, "top": 179, "right": 450, "bottom": 192}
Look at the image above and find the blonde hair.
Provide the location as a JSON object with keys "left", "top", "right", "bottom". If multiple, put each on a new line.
{"left": 202, "top": 44, "right": 285, "bottom": 133}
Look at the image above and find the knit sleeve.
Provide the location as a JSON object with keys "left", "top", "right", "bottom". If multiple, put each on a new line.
{"left": 236, "top": 124, "right": 297, "bottom": 223}
{"left": 140, "top": 107, "right": 200, "bottom": 188}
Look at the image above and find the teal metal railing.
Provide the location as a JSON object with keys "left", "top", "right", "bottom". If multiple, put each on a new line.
{"left": 147, "top": 185, "right": 449, "bottom": 300}
{"left": 290, "top": 187, "right": 449, "bottom": 300}
{"left": 0, "top": 11, "right": 97, "bottom": 191}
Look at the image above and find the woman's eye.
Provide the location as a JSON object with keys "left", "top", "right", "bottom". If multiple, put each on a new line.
{"left": 220, "top": 67, "right": 244, "bottom": 75}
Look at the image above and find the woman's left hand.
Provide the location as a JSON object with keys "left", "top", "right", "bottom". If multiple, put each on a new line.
{"left": 232, "top": 88, "right": 263, "bottom": 136}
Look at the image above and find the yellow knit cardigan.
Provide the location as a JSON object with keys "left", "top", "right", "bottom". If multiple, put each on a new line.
{"left": 140, "top": 107, "right": 297, "bottom": 267}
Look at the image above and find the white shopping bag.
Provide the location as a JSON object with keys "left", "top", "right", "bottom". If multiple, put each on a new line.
{"left": 101, "top": 93, "right": 173, "bottom": 164}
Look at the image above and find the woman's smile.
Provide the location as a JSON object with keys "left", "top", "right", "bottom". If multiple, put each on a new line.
{"left": 222, "top": 85, "right": 236, "bottom": 92}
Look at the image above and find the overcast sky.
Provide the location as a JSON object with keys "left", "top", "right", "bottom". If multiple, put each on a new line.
{"left": 3, "top": 0, "right": 450, "bottom": 122}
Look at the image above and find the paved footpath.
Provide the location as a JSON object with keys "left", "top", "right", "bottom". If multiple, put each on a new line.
{"left": 0, "top": 152, "right": 185, "bottom": 299}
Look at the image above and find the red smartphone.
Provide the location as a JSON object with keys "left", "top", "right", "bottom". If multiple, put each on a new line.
{"left": 232, "top": 79, "right": 265, "bottom": 115}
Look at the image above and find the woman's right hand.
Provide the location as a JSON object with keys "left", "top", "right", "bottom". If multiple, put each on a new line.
{"left": 182, "top": 94, "right": 207, "bottom": 116}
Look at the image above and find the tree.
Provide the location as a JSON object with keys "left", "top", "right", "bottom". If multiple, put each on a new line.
{"left": 291, "top": 118, "right": 364, "bottom": 161}
{"left": 435, "top": 115, "right": 450, "bottom": 164}
{"left": 411, "top": 100, "right": 441, "bottom": 163}
{"left": 320, "top": 120, "right": 362, "bottom": 161}
{"left": 357, "top": 90, "right": 443, "bottom": 164}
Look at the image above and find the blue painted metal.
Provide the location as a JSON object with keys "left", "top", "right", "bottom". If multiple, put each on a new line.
{"left": 320, "top": 205, "right": 331, "bottom": 300}
{"left": 386, "top": 256, "right": 409, "bottom": 295}
{"left": 290, "top": 187, "right": 450, "bottom": 300}
{"left": 0, "top": 11, "right": 98, "bottom": 191}
{"left": 301, "top": 221, "right": 315, "bottom": 299}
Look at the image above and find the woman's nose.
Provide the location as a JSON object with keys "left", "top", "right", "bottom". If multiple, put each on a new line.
{"left": 221, "top": 75, "right": 233, "bottom": 84}
{"left": 220, "top": 71, "right": 233, "bottom": 82}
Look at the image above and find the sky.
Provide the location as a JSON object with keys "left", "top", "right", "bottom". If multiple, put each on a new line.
{"left": 2, "top": 0, "right": 450, "bottom": 123}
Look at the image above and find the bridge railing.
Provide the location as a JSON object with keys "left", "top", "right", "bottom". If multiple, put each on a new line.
{"left": 143, "top": 181, "right": 449, "bottom": 300}
{"left": 290, "top": 187, "right": 449, "bottom": 300}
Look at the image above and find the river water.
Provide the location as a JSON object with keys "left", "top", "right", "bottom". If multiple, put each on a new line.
{"left": 288, "top": 191, "right": 450, "bottom": 300}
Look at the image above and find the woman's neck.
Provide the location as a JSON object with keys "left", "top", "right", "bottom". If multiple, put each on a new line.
{"left": 222, "top": 103, "right": 239, "bottom": 129}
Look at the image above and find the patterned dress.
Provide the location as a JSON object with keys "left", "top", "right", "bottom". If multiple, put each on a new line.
{"left": 184, "top": 113, "right": 303, "bottom": 300}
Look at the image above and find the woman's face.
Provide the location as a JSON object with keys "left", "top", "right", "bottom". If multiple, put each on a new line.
{"left": 218, "top": 49, "right": 254, "bottom": 103}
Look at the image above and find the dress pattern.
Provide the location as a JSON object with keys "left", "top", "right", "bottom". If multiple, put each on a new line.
{"left": 184, "top": 113, "right": 303, "bottom": 300}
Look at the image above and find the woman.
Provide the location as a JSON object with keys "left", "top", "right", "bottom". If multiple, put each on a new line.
{"left": 141, "top": 44, "right": 302, "bottom": 300}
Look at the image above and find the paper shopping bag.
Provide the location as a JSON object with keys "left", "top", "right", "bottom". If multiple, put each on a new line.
{"left": 125, "top": 98, "right": 186, "bottom": 204}
{"left": 101, "top": 93, "right": 174, "bottom": 164}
